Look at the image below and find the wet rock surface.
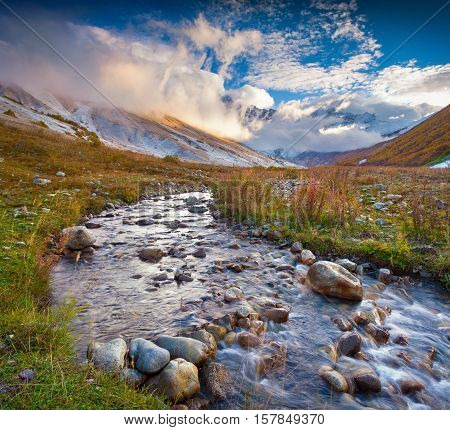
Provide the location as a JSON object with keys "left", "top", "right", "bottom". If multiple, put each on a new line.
{"left": 305, "top": 261, "right": 363, "bottom": 301}
{"left": 337, "top": 332, "right": 362, "bottom": 357}
{"left": 145, "top": 358, "right": 200, "bottom": 403}
{"left": 52, "top": 191, "right": 450, "bottom": 410}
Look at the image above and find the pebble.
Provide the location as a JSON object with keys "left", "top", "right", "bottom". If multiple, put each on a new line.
{"left": 378, "top": 268, "right": 392, "bottom": 284}
{"left": 193, "top": 248, "right": 207, "bottom": 258}
{"left": 319, "top": 366, "right": 348, "bottom": 393}
{"left": 18, "top": 369, "right": 36, "bottom": 382}
{"left": 300, "top": 249, "right": 316, "bottom": 265}
{"left": 264, "top": 307, "right": 289, "bottom": 323}
{"left": 237, "top": 331, "right": 262, "bottom": 348}
{"left": 337, "top": 332, "right": 362, "bottom": 356}
{"left": 224, "top": 286, "right": 244, "bottom": 302}
{"left": 366, "top": 323, "right": 390, "bottom": 344}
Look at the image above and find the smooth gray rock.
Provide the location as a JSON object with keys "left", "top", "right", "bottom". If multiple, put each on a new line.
{"left": 235, "top": 303, "right": 255, "bottom": 319}
{"left": 138, "top": 247, "right": 164, "bottom": 262}
{"left": 290, "top": 241, "right": 303, "bottom": 253}
{"left": 337, "top": 332, "right": 362, "bottom": 356}
{"left": 87, "top": 338, "right": 127, "bottom": 372}
{"left": 335, "top": 259, "right": 357, "bottom": 272}
{"left": 129, "top": 338, "right": 170, "bottom": 374}
{"left": 378, "top": 268, "right": 392, "bottom": 284}
{"left": 63, "top": 226, "right": 96, "bottom": 251}
{"left": 181, "top": 330, "right": 217, "bottom": 358}
{"left": 193, "top": 248, "right": 206, "bottom": 258}
{"left": 155, "top": 336, "right": 209, "bottom": 366}
{"left": 33, "top": 176, "right": 51, "bottom": 185}
{"left": 352, "top": 367, "right": 381, "bottom": 392}
{"left": 224, "top": 286, "right": 244, "bottom": 302}
{"left": 120, "top": 368, "right": 148, "bottom": 387}
{"left": 188, "top": 205, "right": 207, "bottom": 214}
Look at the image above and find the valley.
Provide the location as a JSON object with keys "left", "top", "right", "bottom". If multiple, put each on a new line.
{"left": 0, "top": 119, "right": 448, "bottom": 410}
{"left": 0, "top": 0, "right": 449, "bottom": 417}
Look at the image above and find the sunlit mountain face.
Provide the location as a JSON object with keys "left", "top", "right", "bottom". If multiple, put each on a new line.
{"left": 0, "top": 0, "right": 449, "bottom": 161}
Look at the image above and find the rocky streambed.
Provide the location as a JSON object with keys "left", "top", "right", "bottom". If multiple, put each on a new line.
{"left": 51, "top": 190, "right": 450, "bottom": 409}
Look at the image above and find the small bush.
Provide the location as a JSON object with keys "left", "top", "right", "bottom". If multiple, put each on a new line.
{"left": 3, "top": 109, "right": 16, "bottom": 118}
{"left": 163, "top": 154, "right": 181, "bottom": 163}
{"left": 32, "top": 120, "right": 49, "bottom": 128}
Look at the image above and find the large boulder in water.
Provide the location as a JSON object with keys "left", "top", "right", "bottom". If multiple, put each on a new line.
{"left": 144, "top": 358, "right": 200, "bottom": 402}
{"left": 87, "top": 338, "right": 127, "bottom": 372}
{"left": 129, "top": 338, "right": 170, "bottom": 374}
{"left": 63, "top": 226, "right": 96, "bottom": 251}
{"left": 305, "top": 261, "right": 363, "bottom": 301}
{"left": 155, "top": 336, "right": 209, "bottom": 366}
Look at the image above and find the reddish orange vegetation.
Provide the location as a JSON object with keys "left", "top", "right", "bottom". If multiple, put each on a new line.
{"left": 337, "top": 105, "right": 450, "bottom": 166}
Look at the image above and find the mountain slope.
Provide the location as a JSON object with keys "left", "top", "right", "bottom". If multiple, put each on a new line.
{"left": 288, "top": 150, "right": 345, "bottom": 167}
{"left": 336, "top": 105, "right": 450, "bottom": 167}
{"left": 0, "top": 83, "right": 291, "bottom": 167}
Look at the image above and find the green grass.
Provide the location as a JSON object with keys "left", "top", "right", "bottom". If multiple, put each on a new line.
{"left": 0, "top": 352, "right": 167, "bottom": 409}
{"left": 0, "top": 196, "right": 168, "bottom": 408}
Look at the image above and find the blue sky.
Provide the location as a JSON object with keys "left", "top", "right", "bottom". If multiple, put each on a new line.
{"left": 1, "top": 0, "right": 449, "bottom": 152}
{"left": 5, "top": 0, "right": 449, "bottom": 104}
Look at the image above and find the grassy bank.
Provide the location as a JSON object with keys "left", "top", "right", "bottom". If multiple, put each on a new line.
{"left": 212, "top": 167, "right": 449, "bottom": 285}
{"left": 0, "top": 121, "right": 227, "bottom": 408}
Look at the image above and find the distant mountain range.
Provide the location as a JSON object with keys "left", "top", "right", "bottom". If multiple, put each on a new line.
{"left": 0, "top": 83, "right": 291, "bottom": 167}
{"left": 1, "top": 82, "right": 447, "bottom": 168}
{"left": 310, "top": 105, "right": 415, "bottom": 139}
{"left": 287, "top": 150, "right": 345, "bottom": 167}
{"left": 336, "top": 105, "right": 450, "bottom": 167}
{"left": 242, "top": 102, "right": 435, "bottom": 166}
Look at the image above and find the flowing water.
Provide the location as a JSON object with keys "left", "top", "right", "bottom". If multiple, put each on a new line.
{"left": 51, "top": 191, "right": 450, "bottom": 410}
